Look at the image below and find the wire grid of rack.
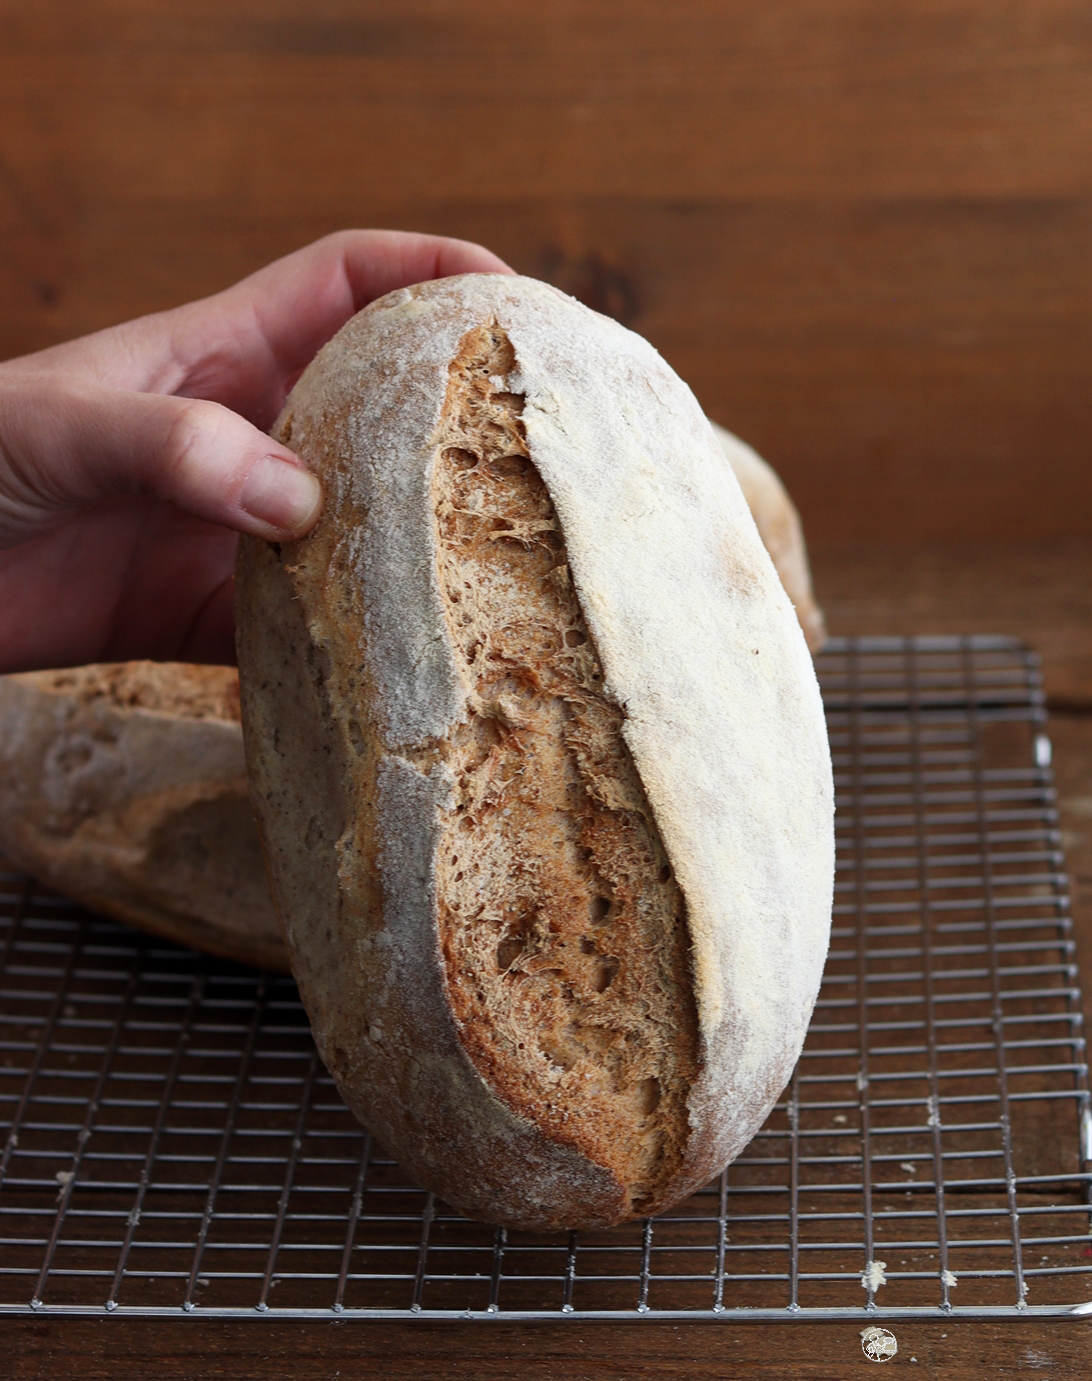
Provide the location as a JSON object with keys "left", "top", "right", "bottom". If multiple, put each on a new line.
{"left": 0, "top": 634, "right": 1090, "bottom": 1322}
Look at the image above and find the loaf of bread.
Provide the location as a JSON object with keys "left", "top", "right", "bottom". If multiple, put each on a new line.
{"left": 236, "top": 273, "right": 834, "bottom": 1231}
{"left": 0, "top": 662, "right": 286, "bottom": 968}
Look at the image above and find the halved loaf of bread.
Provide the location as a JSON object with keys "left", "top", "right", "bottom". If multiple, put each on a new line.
{"left": 236, "top": 274, "right": 834, "bottom": 1231}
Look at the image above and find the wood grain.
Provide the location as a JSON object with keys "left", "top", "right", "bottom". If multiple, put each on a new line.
{"left": 815, "top": 539, "right": 1092, "bottom": 708}
{"left": 3, "top": 2, "right": 1092, "bottom": 547}
{"left": 7, "top": 1314, "right": 1092, "bottom": 1380}
{"left": 5, "top": 2, "right": 1092, "bottom": 201}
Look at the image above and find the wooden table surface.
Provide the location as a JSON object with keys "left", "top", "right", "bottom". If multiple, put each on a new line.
{"left": 7, "top": 538, "right": 1092, "bottom": 1379}
{"left": 8, "top": 1313, "right": 1092, "bottom": 1380}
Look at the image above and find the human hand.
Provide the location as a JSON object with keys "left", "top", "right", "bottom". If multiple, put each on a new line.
{"left": 0, "top": 230, "right": 512, "bottom": 672}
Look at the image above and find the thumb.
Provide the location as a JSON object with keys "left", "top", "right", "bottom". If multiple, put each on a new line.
{"left": 0, "top": 372, "right": 323, "bottom": 547}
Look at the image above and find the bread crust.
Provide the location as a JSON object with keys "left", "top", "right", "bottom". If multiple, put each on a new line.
{"left": 0, "top": 663, "right": 286, "bottom": 969}
{"left": 712, "top": 423, "right": 827, "bottom": 653}
{"left": 236, "top": 274, "right": 834, "bottom": 1229}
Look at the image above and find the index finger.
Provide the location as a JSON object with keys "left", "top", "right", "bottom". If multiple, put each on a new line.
{"left": 14, "top": 231, "right": 514, "bottom": 423}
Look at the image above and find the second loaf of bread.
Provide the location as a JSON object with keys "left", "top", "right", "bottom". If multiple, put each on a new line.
{"left": 236, "top": 274, "right": 834, "bottom": 1230}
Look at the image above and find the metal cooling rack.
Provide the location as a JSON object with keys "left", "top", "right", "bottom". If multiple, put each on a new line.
{"left": 0, "top": 635, "right": 1090, "bottom": 1322}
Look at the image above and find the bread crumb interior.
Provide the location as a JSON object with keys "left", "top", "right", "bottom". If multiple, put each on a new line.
{"left": 429, "top": 322, "right": 700, "bottom": 1210}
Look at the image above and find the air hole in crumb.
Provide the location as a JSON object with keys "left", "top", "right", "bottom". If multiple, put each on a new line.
{"left": 590, "top": 896, "right": 612, "bottom": 924}
{"left": 443, "top": 447, "right": 478, "bottom": 470}
{"left": 492, "top": 454, "right": 529, "bottom": 477}
{"left": 491, "top": 517, "right": 515, "bottom": 531}
{"left": 659, "top": 864, "right": 672, "bottom": 883}
{"left": 492, "top": 393, "right": 525, "bottom": 415}
{"left": 496, "top": 935, "right": 524, "bottom": 971}
{"left": 564, "top": 629, "right": 588, "bottom": 647}
{"left": 580, "top": 937, "right": 597, "bottom": 955}
{"left": 636, "top": 1077, "right": 662, "bottom": 1115}
{"left": 595, "top": 957, "right": 620, "bottom": 993}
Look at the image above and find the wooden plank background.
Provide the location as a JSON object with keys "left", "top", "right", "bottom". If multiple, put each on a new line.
{"left": 4, "top": 1, "right": 1092, "bottom": 550}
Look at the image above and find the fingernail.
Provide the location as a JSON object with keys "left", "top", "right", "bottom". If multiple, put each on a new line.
{"left": 240, "top": 456, "right": 323, "bottom": 536}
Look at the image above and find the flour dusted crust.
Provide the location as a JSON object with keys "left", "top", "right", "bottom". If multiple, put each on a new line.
{"left": 236, "top": 273, "right": 835, "bottom": 1230}
{"left": 0, "top": 663, "right": 286, "bottom": 969}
